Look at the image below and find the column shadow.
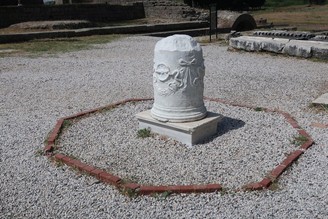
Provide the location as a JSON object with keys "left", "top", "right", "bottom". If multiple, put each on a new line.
{"left": 217, "top": 116, "right": 246, "bottom": 137}
{"left": 200, "top": 116, "right": 245, "bottom": 144}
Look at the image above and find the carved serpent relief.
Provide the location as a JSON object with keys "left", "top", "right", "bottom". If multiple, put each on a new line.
{"left": 153, "top": 56, "right": 205, "bottom": 96}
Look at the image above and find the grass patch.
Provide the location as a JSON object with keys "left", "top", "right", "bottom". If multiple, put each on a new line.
{"left": 309, "top": 103, "right": 328, "bottom": 112}
{"left": 0, "top": 34, "right": 122, "bottom": 57}
{"left": 268, "top": 181, "right": 281, "bottom": 191}
{"left": 120, "top": 177, "right": 140, "bottom": 198}
{"left": 251, "top": 4, "right": 328, "bottom": 31}
{"left": 160, "top": 190, "right": 172, "bottom": 199}
{"left": 98, "top": 105, "right": 116, "bottom": 114}
{"left": 35, "top": 148, "right": 45, "bottom": 157}
{"left": 291, "top": 135, "right": 308, "bottom": 146}
{"left": 54, "top": 159, "right": 64, "bottom": 167}
{"left": 121, "top": 187, "right": 139, "bottom": 198}
{"left": 254, "top": 107, "right": 264, "bottom": 112}
{"left": 319, "top": 104, "right": 328, "bottom": 111}
{"left": 137, "top": 128, "right": 152, "bottom": 139}
{"left": 151, "top": 191, "right": 173, "bottom": 199}
{"left": 62, "top": 120, "right": 72, "bottom": 129}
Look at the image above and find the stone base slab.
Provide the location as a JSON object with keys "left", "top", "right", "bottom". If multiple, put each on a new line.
{"left": 136, "top": 110, "right": 222, "bottom": 146}
{"left": 229, "top": 36, "right": 328, "bottom": 60}
{"left": 312, "top": 93, "right": 328, "bottom": 105}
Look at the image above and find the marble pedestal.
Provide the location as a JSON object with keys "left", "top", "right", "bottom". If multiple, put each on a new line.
{"left": 136, "top": 111, "right": 222, "bottom": 146}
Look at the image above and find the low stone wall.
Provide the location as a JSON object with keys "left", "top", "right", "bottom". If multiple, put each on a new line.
{"left": 229, "top": 36, "right": 328, "bottom": 60}
{"left": 0, "top": 21, "right": 208, "bottom": 43}
{"left": 0, "top": 3, "right": 145, "bottom": 28}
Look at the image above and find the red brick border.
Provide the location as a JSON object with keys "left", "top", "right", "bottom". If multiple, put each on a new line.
{"left": 44, "top": 97, "right": 314, "bottom": 195}
{"left": 204, "top": 97, "right": 314, "bottom": 191}
{"left": 139, "top": 184, "right": 222, "bottom": 195}
{"left": 311, "top": 122, "right": 328, "bottom": 129}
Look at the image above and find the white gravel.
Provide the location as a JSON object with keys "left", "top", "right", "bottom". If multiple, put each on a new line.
{"left": 57, "top": 100, "right": 298, "bottom": 189}
{"left": 1, "top": 35, "right": 328, "bottom": 218}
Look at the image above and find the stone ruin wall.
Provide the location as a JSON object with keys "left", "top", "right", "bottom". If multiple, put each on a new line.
{"left": 0, "top": 2, "right": 145, "bottom": 28}
{"left": 142, "top": 0, "right": 205, "bottom": 21}
{"left": 69, "top": 0, "right": 206, "bottom": 21}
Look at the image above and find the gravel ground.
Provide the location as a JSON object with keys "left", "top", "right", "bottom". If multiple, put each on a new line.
{"left": 1, "top": 36, "right": 328, "bottom": 218}
{"left": 57, "top": 100, "right": 299, "bottom": 189}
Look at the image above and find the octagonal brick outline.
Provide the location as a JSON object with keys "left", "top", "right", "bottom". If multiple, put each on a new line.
{"left": 44, "top": 97, "right": 314, "bottom": 195}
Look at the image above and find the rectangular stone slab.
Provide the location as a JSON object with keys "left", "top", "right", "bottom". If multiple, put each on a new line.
{"left": 312, "top": 93, "right": 328, "bottom": 105}
{"left": 136, "top": 110, "right": 222, "bottom": 146}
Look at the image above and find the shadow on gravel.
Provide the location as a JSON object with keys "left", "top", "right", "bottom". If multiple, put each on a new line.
{"left": 217, "top": 116, "right": 245, "bottom": 136}
{"left": 201, "top": 116, "right": 245, "bottom": 144}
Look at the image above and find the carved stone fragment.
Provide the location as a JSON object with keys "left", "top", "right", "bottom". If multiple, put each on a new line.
{"left": 151, "top": 34, "right": 207, "bottom": 122}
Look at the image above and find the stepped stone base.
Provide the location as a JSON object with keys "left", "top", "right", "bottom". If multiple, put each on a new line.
{"left": 136, "top": 110, "right": 222, "bottom": 146}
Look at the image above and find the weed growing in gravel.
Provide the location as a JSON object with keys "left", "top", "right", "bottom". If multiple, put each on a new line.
{"left": 268, "top": 181, "right": 281, "bottom": 191}
{"left": 254, "top": 107, "right": 264, "bottom": 112}
{"left": 62, "top": 120, "right": 72, "bottom": 129}
{"left": 119, "top": 177, "right": 140, "bottom": 198}
{"left": 219, "top": 188, "right": 232, "bottom": 195}
{"left": 98, "top": 106, "right": 115, "bottom": 114}
{"left": 317, "top": 104, "right": 328, "bottom": 112}
{"left": 35, "top": 149, "right": 45, "bottom": 157}
{"left": 291, "top": 135, "right": 308, "bottom": 146}
{"left": 54, "top": 159, "right": 64, "bottom": 167}
{"left": 310, "top": 103, "right": 328, "bottom": 113}
{"left": 161, "top": 191, "right": 172, "bottom": 199}
{"left": 151, "top": 191, "right": 172, "bottom": 200}
{"left": 44, "top": 132, "right": 52, "bottom": 145}
{"left": 120, "top": 187, "right": 139, "bottom": 199}
{"left": 137, "top": 128, "right": 152, "bottom": 138}
{"left": 323, "top": 104, "right": 328, "bottom": 111}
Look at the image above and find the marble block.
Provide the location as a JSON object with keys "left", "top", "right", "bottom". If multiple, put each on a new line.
{"left": 136, "top": 110, "right": 222, "bottom": 146}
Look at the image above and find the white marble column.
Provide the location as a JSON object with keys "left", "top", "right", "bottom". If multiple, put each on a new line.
{"left": 151, "top": 34, "right": 207, "bottom": 122}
